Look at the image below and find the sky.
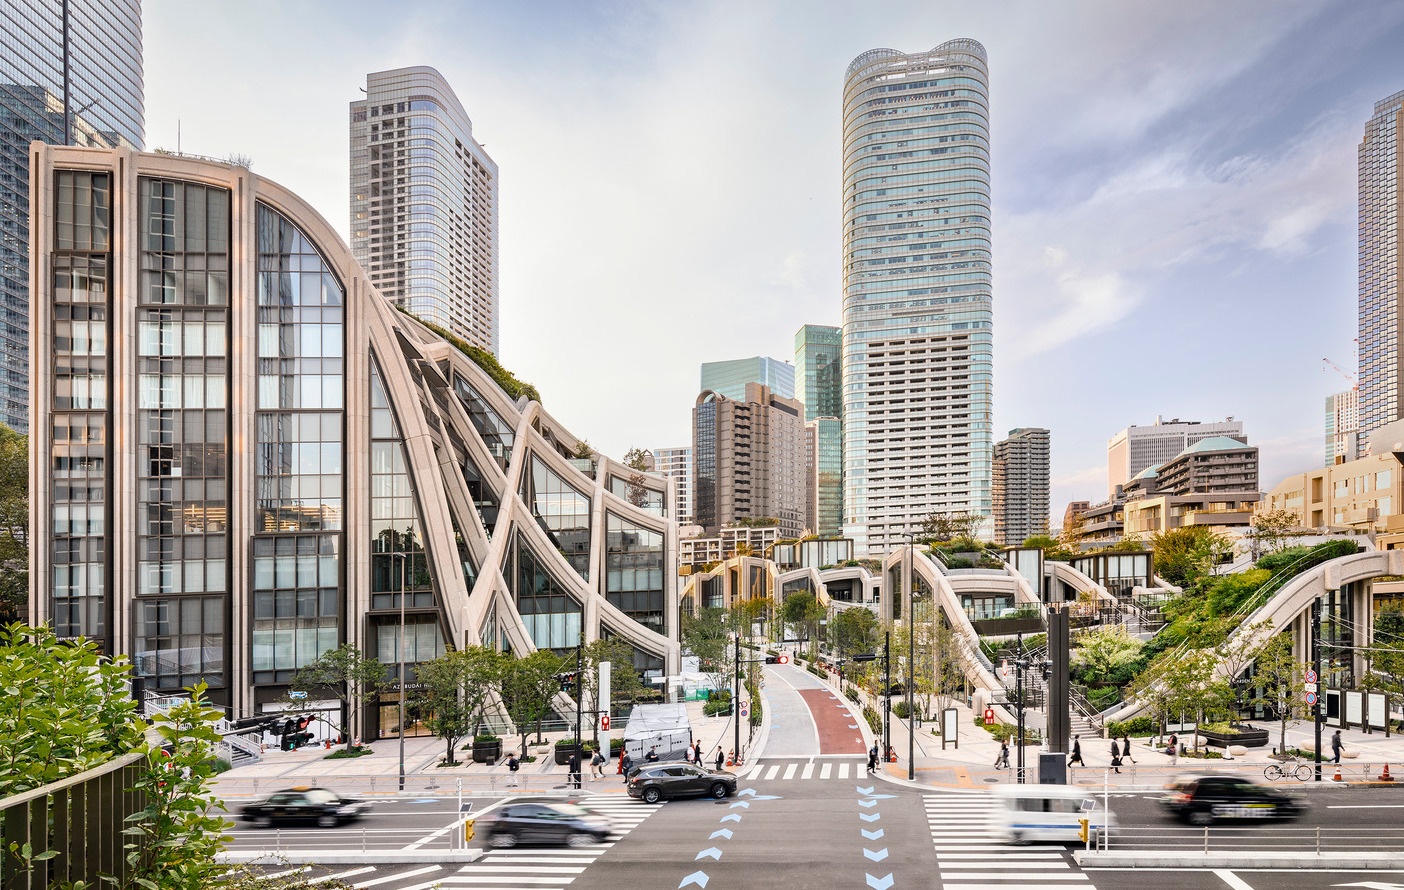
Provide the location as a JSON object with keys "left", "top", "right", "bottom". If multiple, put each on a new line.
{"left": 145, "top": 0, "right": 1404, "bottom": 524}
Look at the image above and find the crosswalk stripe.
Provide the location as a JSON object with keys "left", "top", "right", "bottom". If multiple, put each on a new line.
{"left": 440, "top": 877, "right": 577, "bottom": 885}
{"left": 820, "top": 762, "right": 832, "bottom": 779}
{"left": 944, "top": 886, "right": 1084, "bottom": 890}
{"left": 465, "top": 866, "right": 585, "bottom": 873}
{"left": 783, "top": 763, "right": 798, "bottom": 780}
{"left": 939, "top": 874, "right": 1088, "bottom": 881}
{"left": 838, "top": 763, "right": 850, "bottom": 778}
{"left": 765, "top": 765, "right": 780, "bottom": 780}
{"left": 744, "top": 763, "right": 765, "bottom": 779}
{"left": 938, "top": 853, "right": 1067, "bottom": 859}
{"left": 801, "top": 762, "right": 814, "bottom": 780}
{"left": 941, "top": 862, "right": 1079, "bottom": 870}
{"left": 311, "top": 867, "right": 375, "bottom": 884}
{"left": 350, "top": 865, "right": 441, "bottom": 888}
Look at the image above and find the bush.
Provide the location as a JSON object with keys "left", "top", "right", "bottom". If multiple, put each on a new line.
{"left": 475, "top": 734, "right": 501, "bottom": 744}
{"left": 1106, "top": 716, "right": 1155, "bottom": 738}
{"left": 807, "top": 665, "right": 826, "bottom": 679}
{"left": 210, "top": 758, "right": 233, "bottom": 774}
{"left": 326, "top": 746, "right": 372, "bottom": 759}
{"left": 846, "top": 686, "right": 863, "bottom": 703}
{"left": 863, "top": 705, "right": 882, "bottom": 735}
{"left": 892, "top": 700, "right": 911, "bottom": 720}
{"left": 704, "top": 698, "right": 733, "bottom": 717}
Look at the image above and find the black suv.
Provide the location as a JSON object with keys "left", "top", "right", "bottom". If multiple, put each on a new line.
{"left": 1159, "top": 775, "right": 1307, "bottom": 825}
{"left": 627, "top": 763, "right": 736, "bottom": 803}
{"left": 476, "top": 800, "right": 611, "bottom": 848}
{"left": 238, "top": 787, "right": 371, "bottom": 828}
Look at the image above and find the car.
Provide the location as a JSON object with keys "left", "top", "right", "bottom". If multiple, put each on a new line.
{"left": 1159, "top": 775, "right": 1307, "bottom": 826}
{"left": 626, "top": 762, "right": 737, "bottom": 803}
{"left": 475, "top": 799, "right": 611, "bottom": 848}
{"left": 238, "top": 787, "right": 371, "bottom": 828}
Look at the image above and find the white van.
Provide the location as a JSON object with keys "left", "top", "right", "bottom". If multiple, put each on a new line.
{"left": 986, "top": 785, "right": 1116, "bottom": 844}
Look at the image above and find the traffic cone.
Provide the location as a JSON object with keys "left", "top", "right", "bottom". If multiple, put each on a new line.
{"left": 1381, "top": 763, "right": 1395, "bottom": 782}
{"left": 1333, "top": 765, "right": 1343, "bottom": 782}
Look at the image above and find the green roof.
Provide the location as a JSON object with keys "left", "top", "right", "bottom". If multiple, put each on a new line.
{"left": 1178, "top": 436, "right": 1250, "bottom": 456}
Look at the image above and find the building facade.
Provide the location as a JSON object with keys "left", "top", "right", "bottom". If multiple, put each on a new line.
{"left": 794, "top": 324, "right": 841, "bottom": 420}
{"left": 28, "top": 146, "right": 677, "bottom": 731}
{"left": 991, "top": 427, "right": 1050, "bottom": 546}
{"left": 650, "top": 446, "right": 693, "bottom": 526}
{"left": 1121, "top": 437, "right": 1260, "bottom": 537}
{"left": 1106, "top": 417, "right": 1244, "bottom": 498}
{"left": 1327, "top": 388, "right": 1360, "bottom": 466}
{"left": 692, "top": 384, "right": 805, "bottom": 537}
{"left": 841, "top": 40, "right": 994, "bottom": 555}
{"left": 795, "top": 324, "right": 843, "bottom": 537}
{"left": 1, "top": 0, "right": 143, "bottom": 433}
{"left": 1358, "top": 89, "right": 1404, "bottom": 454}
{"left": 805, "top": 417, "right": 843, "bottom": 536}
{"left": 1264, "top": 452, "right": 1404, "bottom": 535}
{"left": 699, "top": 356, "right": 794, "bottom": 401}
{"left": 350, "top": 67, "right": 499, "bottom": 354}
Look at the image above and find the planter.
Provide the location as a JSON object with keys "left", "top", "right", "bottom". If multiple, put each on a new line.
{"left": 971, "top": 617, "right": 1046, "bottom": 636}
{"left": 471, "top": 740, "right": 501, "bottom": 763}
{"left": 1199, "top": 727, "right": 1269, "bottom": 749}
{"left": 555, "top": 743, "right": 588, "bottom": 765}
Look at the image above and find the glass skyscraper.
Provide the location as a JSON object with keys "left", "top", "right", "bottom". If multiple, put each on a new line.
{"left": 1358, "top": 89, "right": 1404, "bottom": 453}
{"left": 350, "top": 67, "right": 500, "bottom": 355}
{"left": 795, "top": 324, "right": 843, "bottom": 536}
{"left": 699, "top": 356, "right": 794, "bottom": 401}
{"left": 1, "top": 0, "right": 143, "bottom": 433}
{"left": 841, "top": 40, "right": 993, "bottom": 555}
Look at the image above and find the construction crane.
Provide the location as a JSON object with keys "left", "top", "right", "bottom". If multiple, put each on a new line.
{"left": 1323, "top": 357, "right": 1357, "bottom": 388}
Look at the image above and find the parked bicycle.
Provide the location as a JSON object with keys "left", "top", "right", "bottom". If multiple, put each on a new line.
{"left": 1263, "top": 757, "right": 1314, "bottom": 781}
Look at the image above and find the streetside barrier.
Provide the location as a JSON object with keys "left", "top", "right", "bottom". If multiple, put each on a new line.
{"left": 213, "top": 768, "right": 602, "bottom": 800}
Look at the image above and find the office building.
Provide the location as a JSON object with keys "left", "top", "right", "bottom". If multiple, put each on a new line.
{"left": 0, "top": 0, "right": 143, "bottom": 433}
{"left": 1120, "top": 437, "right": 1260, "bottom": 537}
{"left": 805, "top": 418, "right": 843, "bottom": 536}
{"left": 991, "top": 428, "right": 1050, "bottom": 546}
{"left": 693, "top": 383, "right": 805, "bottom": 537}
{"left": 795, "top": 324, "right": 843, "bottom": 536}
{"left": 1326, "top": 388, "right": 1360, "bottom": 466}
{"left": 794, "top": 325, "right": 841, "bottom": 421}
{"left": 699, "top": 356, "right": 794, "bottom": 402}
{"left": 841, "top": 40, "right": 994, "bottom": 555}
{"left": 1358, "top": 89, "right": 1404, "bottom": 453}
{"left": 350, "top": 67, "right": 499, "bottom": 354}
{"left": 650, "top": 446, "right": 693, "bottom": 526}
{"left": 1106, "top": 417, "right": 1244, "bottom": 498}
{"left": 28, "top": 145, "right": 677, "bottom": 733}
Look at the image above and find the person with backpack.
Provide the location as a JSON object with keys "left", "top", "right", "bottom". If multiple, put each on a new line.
{"left": 591, "top": 747, "right": 606, "bottom": 779}
{"left": 506, "top": 753, "right": 520, "bottom": 787}
{"left": 994, "top": 739, "right": 1009, "bottom": 770}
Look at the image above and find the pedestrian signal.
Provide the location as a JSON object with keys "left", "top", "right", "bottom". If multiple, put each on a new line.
{"left": 1078, "top": 818, "right": 1090, "bottom": 844}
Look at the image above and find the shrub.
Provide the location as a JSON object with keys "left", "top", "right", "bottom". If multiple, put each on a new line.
{"left": 846, "top": 686, "right": 863, "bottom": 703}
{"left": 704, "top": 698, "right": 733, "bottom": 717}
{"left": 325, "top": 746, "right": 372, "bottom": 760}
{"left": 863, "top": 705, "right": 882, "bottom": 734}
{"left": 1106, "top": 716, "right": 1155, "bottom": 738}
{"left": 892, "top": 701, "right": 912, "bottom": 720}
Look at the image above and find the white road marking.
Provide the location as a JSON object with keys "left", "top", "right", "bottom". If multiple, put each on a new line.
{"left": 821, "top": 763, "right": 833, "bottom": 779}
{"left": 310, "top": 866, "right": 375, "bottom": 884}
{"left": 1213, "top": 871, "right": 1255, "bottom": 890}
{"left": 350, "top": 865, "right": 441, "bottom": 888}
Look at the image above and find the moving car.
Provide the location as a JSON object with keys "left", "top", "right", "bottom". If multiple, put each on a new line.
{"left": 987, "top": 784, "right": 1115, "bottom": 844}
{"left": 238, "top": 787, "right": 371, "bottom": 828}
{"left": 1159, "top": 775, "right": 1307, "bottom": 825}
{"left": 475, "top": 800, "right": 611, "bottom": 848}
{"left": 626, "top": 762, "right": 737, "bottom": 803}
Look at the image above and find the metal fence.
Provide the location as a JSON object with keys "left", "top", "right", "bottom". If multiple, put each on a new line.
{"left": 0, "top": 752, "right": 148, "bottom": 890}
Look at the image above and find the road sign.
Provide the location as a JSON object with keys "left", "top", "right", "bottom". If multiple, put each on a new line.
{"left": 1305, "top": 669, "right": 1318, "bottom": 684}
{"left": 983, "top": 707, "right": 995, "bottom": 726}
{"left": 1306, "top": 691, "right": 1319, "bottom": 706}
{"left": 740, "top": 701, "right": 750, "bottom": 718}
{"left": 601, "top": 714, "right": 610, "bottom": 730}
{"left": 1304, "top": 682, "right": 1318, "bottom": 693}
{"left": 998, "top": 660, "right": 1010, "bottom": 682}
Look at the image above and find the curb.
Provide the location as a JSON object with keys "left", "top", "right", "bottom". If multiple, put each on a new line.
{"left": 217, "top": 849, "right": 484, "bottom": 865}
{"left": 1075, "top": 850, "right": 1404, "bottom": 870}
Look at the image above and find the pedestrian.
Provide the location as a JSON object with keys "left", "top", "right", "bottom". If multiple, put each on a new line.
{"left": 1109, "top": 740, "right": 1122, "bottom": 774}
{"left": 715, "top": 747, "right": 725, "bottom": 771}
{"left": 868, "top": 744, "right": 878, "bottom": 773}
{"left": 621, "top": 750, "right": 634, "bottom": 779}
{"left": 1121, "top": 735, "right": 1135, "bottom": 764}
{"left": 591, "top": 747, "right": 606, "bottom": 779}
{"left": 684, "top": 744, "right": 694, "bottom": 763}
{"left": 567, "top": 749, "right": 582, "bottom": 790}
{"left": 506, "top": 753, "right": 520, "bottom": 787}
{"left": 886, "top": 744, "right": 895, "bottom": 763}
{"left": 1166, "top": 733, "right": 1179, "bottom": 767}
{"left": 1331, "top": 730, "right": 1343, "bottom": 764}
{"left": 646, "top": 746, "right": 659, "bottom": 762}
{"left": 694, "top": 741, "right": 703, "bottom": 764}
{"left": 995, "top": 739, "right": 1009, "bottom": 770}
{"left": 1068, "top": 734, "right": 1085, "bottom": 767}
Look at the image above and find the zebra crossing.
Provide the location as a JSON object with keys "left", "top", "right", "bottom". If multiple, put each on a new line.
{"left": 739, "top": 756, "right": 869, "bottom": 782}
{"left": 924, "top": 793, "right": 1098, "bottom": 890}
{"left": 263, "top": 794, "right": 660, "bottom": 890}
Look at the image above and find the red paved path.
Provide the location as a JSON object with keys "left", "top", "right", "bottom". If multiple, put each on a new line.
{"left": 798, "top": 688, "right": 867, "bottom": 754}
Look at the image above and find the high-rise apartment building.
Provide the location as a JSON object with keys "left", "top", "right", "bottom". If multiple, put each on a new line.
{"left": 699, "top": 356, "right": 794, "bottom": 401}
{"left": 841, "top": 40, "right": 994, "bottom": 556}
{"left": 992, "top": 428, "right": 1050, "bottom": 546}
{"left": 1358, "top": 89, "right": 1404, "bottom": 453}
{"left": 1326, "top": 388, "right": 1360, "bottom": 466}
{"left": 795, "top": 324, "right": 843, "bottom": 536}
{"left": 692, "top": 384, "right": 805, "bottom": 537}
{"left": 350, "top": 67, "right": 499, "bottom": 354}
{"left": 0, "top": 0, "right": 143, "bottom": 433}
{"left": 1106, "top": 417, "right": 1244, "bottom": 498}
{"left": 650, "top": 446, "right": 694, "bottom": 526}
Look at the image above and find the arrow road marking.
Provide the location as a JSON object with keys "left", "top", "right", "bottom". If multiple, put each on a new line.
{"left": 866, "top": 873, "right": 894, "bottom": 890}
{"left": 739, "top": 788, "right": 757, "bottom": 796}
{"left": 710, "top": 828, "right": 733, "bottom": 840}
{"left": 858, "top": 799, "right": 877, "bottom": 808}
{"left": 861, "top": 828, "right": 884, "bottom": 840}
{"left": 720, "top": 813, "right": 742, "bottom": 823}
{"left": 729, "top": 800, "right": 750, "bottom": 809}
{"left": 863, "top": 848, "right": 889, "bottom": 862}
{"left": 857, "top": 785, "right": 874, "bottom": 794}
{"left": 696, "top": 847, "right": 723, "bottom": 861}
{"left": 679, "top": 871, "right": 710, "bottom": 889}
{"left": 865, "top": 793, "right": 896, "bottom": 799}
{"left": 859, "top": 812, "right": 881, "bottom": 822}
{"left": 748, "top": 794, "right": 780, "bottom": 800}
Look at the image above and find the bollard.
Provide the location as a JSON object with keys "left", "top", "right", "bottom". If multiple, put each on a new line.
{"left": 1316, "top": 826, "right": 1320, "bottom": 856}
{"left": 1203, "top": 826, "right": 1209, "bottom": 855}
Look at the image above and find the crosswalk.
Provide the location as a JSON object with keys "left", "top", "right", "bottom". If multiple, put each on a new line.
{"left": 924, "top": 793, "right": 1098, "bottom": 890}
{"left": 260, "top": 794, "right": 661, "bottom": 890}
{"left": 739, "top": 756, "right": 870, "bottom": 782}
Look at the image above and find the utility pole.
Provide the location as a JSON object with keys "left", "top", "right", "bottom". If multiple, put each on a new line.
{"left": 905, "top": 536, "right": 915, "bottom": 781}
{"left": 733, "top": 632, "right": 741, "bottom": 766}
{"left": 1015, "top": 633, "right": 1026, "bottom": 784}
{"left": 1313, "top": 597, "right": 1323, "bottom": 782}
{"left": 576, "top": 641, "right": 584, "bottom": 763}
{"left": 884, "top": 631, "right": 891, "bottom": 759}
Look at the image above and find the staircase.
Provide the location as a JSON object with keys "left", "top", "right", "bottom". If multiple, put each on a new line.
{"left": 143, "top": 693, "right": 263, "bottom": 767}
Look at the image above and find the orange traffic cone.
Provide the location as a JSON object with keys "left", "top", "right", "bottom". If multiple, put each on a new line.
{"left": 1333, "top": 765, "right": 1343, "bottom": 782}
{"left": 1381, "top": 763, "right": 1395, "bottom": 782}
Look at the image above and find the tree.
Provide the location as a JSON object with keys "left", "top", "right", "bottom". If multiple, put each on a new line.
{"left": 1149, "top": 526, "right": 1234, "bottom": 587}
{"left": 1247, "top": 508, "right": 1305, "bottom": 558}
{"left": 1022, "top": 534, "right": 1075, "bottom": 562}
{"left": 919, "top": 511, "right": 982, "bottom": 544}
{"left": 289, "top": 644, "right": 392, "bottom": 751}
{"left": 1072, "top": 625, "right": 1144, "bottom": 686}
{"left": 1161, "top": 648, "right": 1232, "bottom": 751}
{"left": 0, "top": 425, "right": 27, "bottom": 619}
{"left": 1249, "top": 632, "right": 1303, "bottom": 754}
{"left": 832, "top": 607, "right": 880, "bottom": 662}
{"left": 580, "top": 638, "right": 650, "bottom": 716}
{"left": 500, "top": 649, "right": 564, "bottom": 755}
{"left": 621, "top": 447, "right": 653, "bottom": 508}
{"left": 780, "top": 590, "right": 826, "bottom": 656}
{"left": 1059, "top": 510, "right": 1086, "bottom": 551}
{"left": 412, "top": 646, "right": 504, "bottom": 764}
{"left": 1365, "top": 608, "right": 1404, "bottom": 731}
{"left": 681, "top": 607, "right": 734, "bottom": 690}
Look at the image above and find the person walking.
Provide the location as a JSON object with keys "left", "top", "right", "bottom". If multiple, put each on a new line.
{"left": 1331, "top": 730, "right": 1343, "bottom": 764}
{"left": 1121, "top": 735, "right": 1135, "bottom": 764}
{"left": 591, "top": 747, "right": 606, "bottom": 779}
{"left": 1109, "top": 739, "right": 1122, "bottom": 773}
{"left": 506, "top": 753, "right": 520, "bottom": 787}
{"left": 1068, "top": 735, "right": 1085, "bottom": 767}
{"left": 868, "top": 744, "right": 878, "bottom": 773}
{"left": 1166, "top": 733, "right": 1179, "bottom": 767}
{"left": 621, "top": 750, "right": 634, "bottom": 780}
{"left": 995, "top": 739, "right": 1010, "bottom": 770}
{"left": 694, "top": 741, "right": 703, "bottom": 764}
{"left": 715, "top": 747, "right": 725, "bottom": 772}
{"left": 567, "top": 749, "right": 582, "bottom": 790}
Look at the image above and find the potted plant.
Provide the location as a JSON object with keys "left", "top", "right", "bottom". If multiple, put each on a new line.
{"left": 554, "top": 738, "right": 590, "bottom": 765}
{"left": 471, "top": 733, "right": 502, "bottom": 763}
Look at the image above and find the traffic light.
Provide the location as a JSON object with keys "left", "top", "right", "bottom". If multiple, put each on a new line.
{"left": 558, "top": 672, "right": 577, "bottom": 692}
{"left": 777, "top": 655, "right": 790, "bottom": 664}
{"left": 851, "top": 654, "right": 878, "bottom": 663}
{"left": 296, "top": 715, "right": 311, "bottom": 732}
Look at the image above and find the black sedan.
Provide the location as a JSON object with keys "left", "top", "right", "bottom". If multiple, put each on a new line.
{"left": 238, "top": 787, "right": 372, "bottom": 828}
{"left": 476, "top": 800, "right": 611, "bottom": 848}
{"left": 1159, "top": 775, "right": 1307, "bottom": 825}
{"left": 626, "top": 763, "right": 736, "bottom": 803}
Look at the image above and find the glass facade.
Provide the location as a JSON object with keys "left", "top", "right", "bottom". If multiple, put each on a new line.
{"left": 1357, "top": 90, "right": 1404, "bottom": 451}
{"left": 693, "top": 397, "right": 717, "bottom": 529}
{"left": 522, "top": 454, "right": 592, "bottom": 580}
{"left": 699, "top": 356, "right": 794, "bottom": 401}
{"left": 48, "top": 170, "right": 110, "bottom": 642}
{"left": 251, "top": 203, "right": 344, "bottom": 683}
{"left": 841, "top": 41, "right": 993, "bottom": 555}
{"left": 1, "top": 0, "right": 143, "bottom": 432}
{"left": 609, "top": 474, "right": 666, "bottom": 515}
{"left": 605, "top": 513, "right": 665, "bottom": 635}
{"left": 133, "top": 178, "right": 231, "bottom": 691}
{"left": 794, "top": 324, "right": 842, "bottom": 422}
{"left": 511, "top": 533, "right": 582, "bottom": 653}
{"left": 369, "top": 360, "right": 438, "bottom": 611}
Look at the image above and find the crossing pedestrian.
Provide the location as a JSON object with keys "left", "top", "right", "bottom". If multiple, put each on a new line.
{"left": 591, "top": 747, "right": 606, "bottom": 779}
{"left": 694, "top": 741, "right": 703, "bottom": 764}
{"left": 1331, "top": 730, "right": 1343, "bottom": 763}
{"left": 1068, "top": 735, "right": 1085, "bottom": 767}
{"left": 1120, "top": 735, "right": 1135, "bottom": 764}
{"left": 1166, "top": 733, "right": 1179, "bottom": 767}
{"left": 994, "top": 739, "right": 1009, "bottom": 770}
{"left": 567, "top": 749, "right": 582, "bottom": 790}
{"left": 506, "top": 753, "right": 520, "bottom": 787}
{"left": 1109, "top": 739, "right": 1122, "bottom": 773}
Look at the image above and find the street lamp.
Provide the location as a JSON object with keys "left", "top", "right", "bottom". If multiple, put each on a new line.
{"left": 390, "top": 551, "right": 408, "bottom": 792}
{"left": 905, "top": 534, "right": 916, "bottom": 781}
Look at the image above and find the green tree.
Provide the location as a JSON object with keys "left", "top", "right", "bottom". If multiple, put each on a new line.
{"left": 1022, "top": 534, "right": 1075, "bottom": 561}
{"left": 832, "top": 607, "right": 880, "bottom": 661}
{"left": 412, "top": 646, "right": 504, "bottom": 764}
{"left": 1247, "top": 508, "right": 1304, "bottom": 557}
{"left": 500, "top": 649, "right": 564, "bottom": 754}
{"left": 1150, "top": 526, "right": 1234, "bottom": 587}
{"left": 681, "top": 606, "right": 734, "bottom": 687}
{"left": 1365, "top": 609, "right": 1404, "bottom": 730}
{"left": 919, "top": 511, "right": 982, "bottom": 543}
{"left": 1072, "top": 625, "right": 1144, "bottom": 686}
{"left": 289, "top": 644, "right": 392, "bottom": 751}
{"left": 580, "top": 638, "right": 650, "bottom": 717}
{"left": 780, "top": 590, "right": 827, "bottom": 657}
{"left": 1249, "top": 632, "right": 1302, "bottom": 754}
{"left": 1163, "top": 648, "right": 1233, "bottom": 751}
{"left": 0, "top": 425, "right": 27, "bottom": 619}
{"left": 621, "top": 447, "right": 653, "bottom": 508}
{"left": 1059, "top": 511, "right": 1085, "bottom": 551}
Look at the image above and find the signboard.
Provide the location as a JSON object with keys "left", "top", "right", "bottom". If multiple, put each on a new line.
{"left": 1305, "top": 669, "right": 1318, "bottom": 684}
{"left": 942, "top": 707, "right": 960, "bottom": 750}
{"left": 983, "top": 707, "right": 995, "bottom": 726}
{"left": 740, "top": 701, "right": 750, "bottom": 719}
{"left": 1304, "top": 682, "right": 1318, "bottom": 693}
{"left": 1306, "top": 691, "right": 1318, "bottom": 706}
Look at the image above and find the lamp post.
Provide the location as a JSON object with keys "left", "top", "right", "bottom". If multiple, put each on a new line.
{"left": 905, "top": 534, "right": 916, "bottom": 781}
{"left": 391, "top": 551, "right": 408, "bottom": 792}
{"left": 883, "top": 632, "right": 891, "bottom": 759}
{"left": 733, "top": 632, "right": 741, "bottom": 766}
{"left": 576, "top": 639, "right": 584, "bottom": 766}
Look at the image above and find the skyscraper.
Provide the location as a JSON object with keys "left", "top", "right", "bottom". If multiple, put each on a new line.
{"left": 699, "top": 356, "right": 794, "bottom": 401}
{"left": 350, "top": 67, "right": 499, "bottom": 354}
{"left": 841, "top": 40, "right": 993, "bottom": 555}
{"left": 794, "top": 324, "right": 842, "bottom": 420}
{"left": 992, "top": 428, "right": 1050, "bottom": 546}
{"left": 1358, "top": 89, "right": 1404, "bottom": 452}
{"left": 794, "top": 324, "right": 843, "bottom": 536}
{"left": 0, "top": 0, "right": 143, "bottom": 432}
{"left": 692, "top": 384, "right": 806, "bottom": 537}
{"left": 650, "top": 446, "right": 694, "bottom": 526}
{"left": 1326, "top": 388, "right": 1359, "bottom": 466}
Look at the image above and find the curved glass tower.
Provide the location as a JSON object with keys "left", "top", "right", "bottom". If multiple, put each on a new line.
{"left": 840, "top": 40, "right": 993, "bottom": 555}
